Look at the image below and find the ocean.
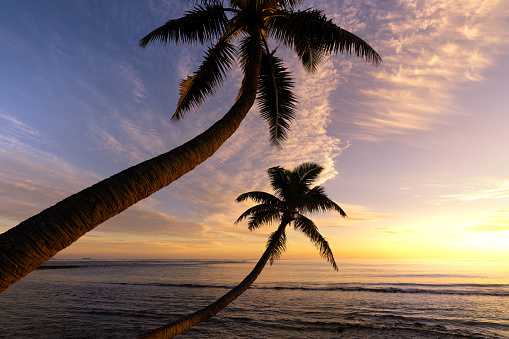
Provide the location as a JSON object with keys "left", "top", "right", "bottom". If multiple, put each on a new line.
{"left": 0, "top": 259, "right": 507, "bottom": 338}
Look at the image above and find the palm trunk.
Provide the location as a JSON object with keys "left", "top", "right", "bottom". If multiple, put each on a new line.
{"left": 0, "top": 27, "right": 263, "bottom": 294}
{"left": 140, "top": 221, "right": 289, "bottom": 339}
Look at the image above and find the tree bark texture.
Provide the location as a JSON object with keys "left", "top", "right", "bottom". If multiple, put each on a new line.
{"left": 0, "top": 27, "right": 263, "bottom": 294}
{"left": 139, "top": 221, "right": 288, "bottom": 339}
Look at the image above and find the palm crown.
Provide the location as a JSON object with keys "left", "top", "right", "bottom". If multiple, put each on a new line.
{"left": 236, "top": 162, "right": 346, "bottom": 270}
{"left": 140, "top": 0, "right": 381, "bottom": 147}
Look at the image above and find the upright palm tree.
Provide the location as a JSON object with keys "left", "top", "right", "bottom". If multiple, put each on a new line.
{"left": 0, "top": 0, "right": 379, "bottom": 293}
{"left": 140, "top": 162, "right": 346, "bottom": 338}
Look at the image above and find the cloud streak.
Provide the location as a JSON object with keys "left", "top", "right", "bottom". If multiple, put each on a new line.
{"left": 0, "top": 111, "right": 101, "bottom": 229}
{"left": 327, "top": 0, "right": 509, "bottom": 141}
{"left": 0, "top": 110, "right": 42, "bottom": 142}
{"left": 440, "top": 179, "right": 509, "bottom": 202}
{"left": 99, "top": 201, "right": 205, "bottom": 238}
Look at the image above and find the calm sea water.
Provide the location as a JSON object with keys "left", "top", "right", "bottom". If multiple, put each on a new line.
{"left": 0, "top": 259, "right": 508, "bottom": 338}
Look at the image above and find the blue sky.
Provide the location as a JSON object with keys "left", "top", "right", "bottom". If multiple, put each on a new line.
{"left": 1, "top": 0, "right": 509, "bottom": 259}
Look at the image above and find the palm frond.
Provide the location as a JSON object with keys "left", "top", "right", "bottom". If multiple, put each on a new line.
{"left": 139, "top": 4, "right": 228, "bottom": 47}
{"left": 302, "top": 186, "right": 347, "bottom": 217}
{"left": 236, "top": 191, "right": 281, "bottom": 205}
{"left": 291, "top": 162, "right": 323, "bottom": 190}
{"left": 248, "top": 209, "right": 282, "bottom": 231}
{"left": 267, "top": 228, "right": 287, "bottom": 265}
{"left": 293, "top": 216, "right": 338, "bottom": 270}
{"left": 238, "top": 35, "right": 252, "bottom": 73}
{"left": 267, "top": 9, "right": 382, "bottom": 69}
{"left": 228, "top": 0, "right": 247, "bottom": 10}
{"left": 222, "top": 11, "right": 250, "bottom": 41}
{"left": 267, "top": 166, "right": 291, "bottom": 200}
{"left": 193, "top": 0, "right": 227, "bottom": 6}
{"left": 173, "top": 40, "right": 236, "bottom": 120}
{"left": 276, "top": 0, "right": 302, "bottom": 9}
{"left": 298, "top": 45, "right": 325, "bottom": 73}
{"left": 235, "top": 35, "right": 254, "bottom": 100}
{"left": 235, "top": 204, "right": 281, "bottom": 230}
{"left": 257, "top": 47, "right": 297, "bottom": 147}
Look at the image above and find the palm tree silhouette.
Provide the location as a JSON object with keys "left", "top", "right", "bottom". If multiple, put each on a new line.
{"left": 0, "top": 0, "right": 377, "bottom": 293}
{"left": 141, "top": 162, "right": 346, "bottom": 338}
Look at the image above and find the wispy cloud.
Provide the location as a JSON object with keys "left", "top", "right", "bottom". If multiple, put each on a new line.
{"left": 327, "top": 0, "right": 509, "bottom": 141}
{"left": 440, "top": 179, "right": 509, "bottom": 202}
{"left": 0, "top": 111, "right": 101, "bottom": 230}
{"left": 116, "top": 60, "right": 147, "bottom": 103}
{"left": 0, "top": 109, "right": 49, "bottom": 145}
{"left": 85, "top": 111, "right": 171, "bottom": 164}
{"left": 99, "top": 201, "right": 205, "bottom": 238}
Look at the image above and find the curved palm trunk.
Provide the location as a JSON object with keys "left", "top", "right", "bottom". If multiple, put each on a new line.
{"left": 140, "top": 221, "right": 289, "bottom": 339}
{"left": 0, "top": 27, "right": 263, "bottom": 294}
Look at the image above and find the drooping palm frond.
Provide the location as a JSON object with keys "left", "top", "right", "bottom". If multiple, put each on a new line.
{"left": 267, "top": 228, "right": 287, "bottom": 265}
{"left": 257, "top": 47, "right": 297, "bottom": 147}
{"left": 139, "top": 4, "right": 229, "bottom": 47}
{"left": 235, "top": 204, "right": 281, "bottom": 230}
{"left": 303, "top": 186, "right": 347, "bottom": 216}
{"left": 236, "top": 35, "right": 255, "bottom": 100}
{"left": 267, "top": 9, "right": 382, "bottom": 70}
{"left": 298, "top": 45, "right": 325, "bottom": 73}
{"left": 267, "top": 11, "right": 327, "bottom": 73}
{"left": 238, "top": 35, "right": 252, "bottom": 72}
{"left": 173, "top": 40, "right": 236, "bottom": 120}
{"left": 248, "top": 209, "right": 282, "bottom": 231}
{"left": 293, "top": 215, "right": 338, "bottom": 270}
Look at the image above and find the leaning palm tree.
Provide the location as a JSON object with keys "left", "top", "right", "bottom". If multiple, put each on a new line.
{"left": 0, "top": 0, "right": 379, "bottom": 293}
{"left": 140, "top": 162, "right": 346, "bottom": 338}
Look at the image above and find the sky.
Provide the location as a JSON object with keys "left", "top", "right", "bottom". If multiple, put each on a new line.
{"left": 1, "top": 0, "right": 509, "bottom": 260}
